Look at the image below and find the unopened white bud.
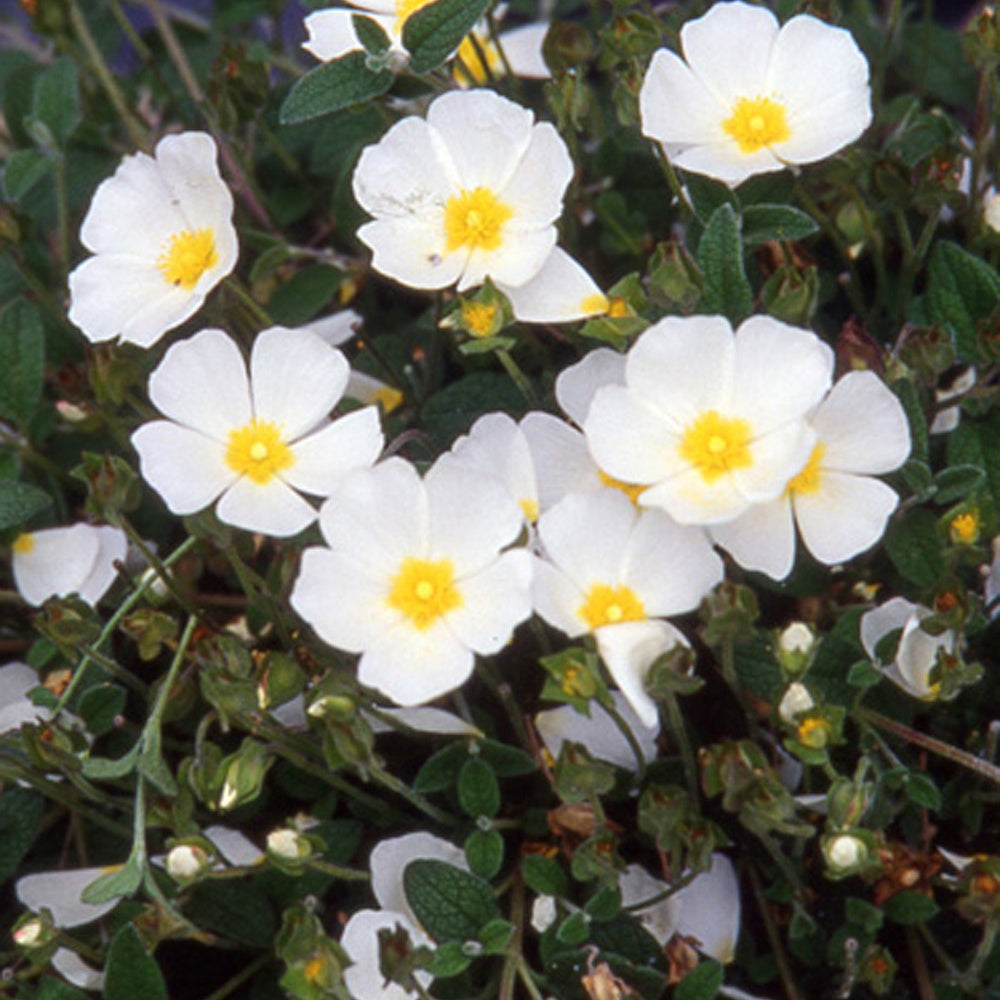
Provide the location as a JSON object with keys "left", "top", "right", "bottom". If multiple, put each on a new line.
{"left": 827, "top": 834, "right": 865, "bottom": 870}
{"left": 218, "top": 780, "right": 239, "bottom": 811}
{"left": 779, "top": 622, "right": 815, "bottom": 655}
{"left": 13, "top": 919, "right": 45, "bottom": 948}
{"left": 266, "top": 828, "right": 306, "bottom": 861}
{"left": 779, "top": 682, "right": 815, "bottom": 723}
{"left": 530, "top": 895, "right": 557, "bottom": 933}
{"left": 166, "top": 844, "right": 207, "bottom": 880}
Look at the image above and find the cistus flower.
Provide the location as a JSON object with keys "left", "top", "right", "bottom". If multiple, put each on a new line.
{"left": 351, "top": 88, "right": 605, "bottom": 322}
{"left": 290, "top": 456, "right": 533, "bottom": 706}
{"left": 11, "top": 523, "right": 127, "bottom": 607}
{"left": 639, "top": 0, "right": 872, "bottom": 186}
{"left": 131, "top": 326, "right": 383, "bottom": 538}
{"left": 583, "top": 315, "right": 833, "bottom": 527}
{"left": 711, "top": 371, "right": 911, "bottom": 579}
{"left": 68, "top": 132, "right": 237, "bottom": 347}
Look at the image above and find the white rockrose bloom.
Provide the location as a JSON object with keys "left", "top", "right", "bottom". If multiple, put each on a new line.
{"left": 291, "top": 456, "right": 533, "bottom": 706}
{"left": 68, "top": 132, "right": 237, "bottom": 347}
{"left": 532, "top": 490, "right": 723, "bottom": 727}
{"left": 619, "top": 854, "right": 741, "bottom": 963}
{"left": 453, "top": 20, "right": 551, "bottom": 87}
{"left": 639, "top": 0, "right": 872, "bottom": 186}
{"left": 11, "top": 524, "right": 126, "bottom": 607}
{"left": 351, "top": 89, "right": 605, "bottom": 322}
{"left": 16, "top": 866, "right": 124, "bottom": 928}
{"left": 131, "top": 326, "right": 383, "bottom": 538}
{"left": 860, "top": 597, "right": 959, "bottom": 701}
{"left": 711, "top": 371, "right": 910, "bottom": 579}
{"left": 584, "top": 315, "right": 833, "bottom": 527}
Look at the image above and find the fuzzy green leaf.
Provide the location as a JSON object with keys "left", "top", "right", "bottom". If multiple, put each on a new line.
{"left": 0, "top": 788, "right": 44, "bottom": 883}
{"left": 404, "top": 860, "right": 500, "bottom": 942}
{"left": 0, "top": 298, "right": 44, "bottom": 427}
{"left": 402, "top": 0, "right": 491, "bottom": 74}
{"left": 925, "top": 241, "right": 1000, "bottom": 362}
{"left": 2, "top": 148, "right": 50, "bottom": 200}
{"left": 279, "top": 52, "right": 393, "bottom": 124}
{"left": 676, "top": 960, "right": 725, "bottom": 1000}
{"left": 0, "top": 478, "right": 51, "bottom": 531}
{"left": 103, "top": 925, "right": 168, "bottom": 1000}
{"left": 741, "top": 204, "right": 819, "bottom": 245}
{"left": 697, "top": 204, "right": 752, "bottom": 322}
{"left": 31, "top": 56, "right": 79, "bottom": 147}
{"left": 458, "top": 756, "right": 500, "bottom": 818}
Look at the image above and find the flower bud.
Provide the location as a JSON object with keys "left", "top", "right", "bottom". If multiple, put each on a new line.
{"left": 13, "top": 918, "right": 46, "bottom": 949}
{"left": 776, "top": 621, "right": 816, "bottom": 676}
{"left": 530, "top": 895, "right": 557, "bottom": 933}
{"left": 827, "top": 834, "right": 866, "bottom": 869}
{"left": 267, "top": 828, "right": 311, "bottom": 862}
{"left": 166, "top": 844, "right": 209, "bottom": 881}
{"left": 778, "top": 682, "right": 815, "bottom": 723}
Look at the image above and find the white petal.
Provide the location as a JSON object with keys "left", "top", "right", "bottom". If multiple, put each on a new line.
{"left": 0, "top": 662, "right": 44, "bottom": 732}
{"left": 202, "top": 825, "right": 264, "bottom": 866}
{"left": 497, "top": 123, "right": 572, "bottom": 229}
{"left": 357, "top": 217, "right": 463, "bottom": 290}
{"left": 458, "top": 226, "right": 556, "bottom": 291}
{"left": 16, "top": 868, "right": 121, "bottom": 927}
{"left": 284, "top": 407, "right": 384, "bottom": 497}
{"left": 250, "top": 327, "right": 349, "bottom": 439}
{"left": 292, "top": 309, "right": 362, "bottom": 347}
{"left": 51, "top": 948, "right": 105, "bottom": 991}
{"left": 371, "top": 832, "right": 467, "bottom": 918}
{"left": 640, "top": 48, "right": 727, "bottom": 146}
{"left": 556, "top": 348, "right": 627, "bottom": 427}
{"left": 131, "top": 421, "right": 235, "bottom": 515}
{"left": 367, "top": 706, "right": 483, "bottom": 738}
{"left": 341, "top": 910, "right": 432, "bottom": 1000}
{"left": 671, "top": 854, "right": 741, "bottom": 962}
{"left": 153, "top": 133, "right": 235, "bottom": 240}
{"left": 498, "top": 23, "right": 551, "bottom": 78}
{"left": 215, "top": 476, "right": 317, "bottom": 538}
{"left": 520, "top": 413, "right": 602, "bottom": 510}
{"left": 502, "top": 247, "right": 606, "bottom": 323}
{"left": 77, "top": 526, "right": 127, "bottom": 605}
{"left": 531, "top": 556, "right": 589, "bottom": 637}
{"left": 895, "top": 616, "right": 954, "bottom": 698}
{"left": 619, "top": 864, "right": 679, "bottom": 944}
{"left": 731, "top": 420, "right": 818, "bottom": 504}
{"left": 711, "top": 496, "right": 796, "bottom": 579}
{"left": 793, "top": 472, "right": 899, "bottom": 565}
{"left": 147, "top": 328, "right": 251, "bottom": 437}
{"left": 859, "top": 597, "right": 916, "bottom": 661}
{"left": 639, "top": 465, "right": 751, "bottom": 526}
{"left": 427, "top": 89, "right": 534, "bottom": 192}
{"left": 672, "top": 141, "right": 785, "bottom": 186}
{"left": 810, "top": 371, "right": 910, "bottom": 474}
{"left": 302, "top": 9, "right": 371, "bottom": 60}
{"left": 446, "top": 549, "right": 533, "bottom": 654}
{"left": 12, "top": 524, "right": 99, "bottom": 607}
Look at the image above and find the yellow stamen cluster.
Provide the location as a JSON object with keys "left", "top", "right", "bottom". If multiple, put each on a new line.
{"left": 949, "top": 512, "right": 979, "bottom": 545}
{"left": 678, "top": 410, "right": 753, "bottom": 484}
{"left": 578, "top": 582, "right": 646, "bottom": 630}
{"left": 796, "top": 717, "right": 831, "bottom": 749}
{"left": 444, "top": 187, "right": 513, "bottom": 253}
{"left": 387, "top": 557, "right": 463, "bottom": 630}
{"left": 156, "top": 228, "right": 219, "bottom": 290}
{"left": 722, "top": 96, "right": 791, "bottom": 154}
{"left": 12, "top": 533, "right": 35, "bottom": 555}
{"left": 225, "top": 419, "right": 294, "bottom": 485}
{"left": 461, "top": 300, "right": 499, "bottom": 337}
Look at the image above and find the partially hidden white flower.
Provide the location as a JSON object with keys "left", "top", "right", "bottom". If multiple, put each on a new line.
{"left": 930, "top": 367, "right": 976, "bottom": 435}
{"left": 351, "top": 89, "right": 603, "bottom": 322}
{"left": 532, "top": 489, "right": 723, "bottom": 727}
{"left": 535, "top": 690, "right": 660, "bottom": 770}
{"left": 584, "top": 315, "right": 833, "bottom": 527}
{"left": 711, "top": 370, "right": 910, "bottom": 579}
{"left": 68, "top": 132, "right": 237, "bottom": 347}
{"left": 16, "top": 866, "right": 123, "bottom": 928}
{"left": 453, "top": 20, "right": 551, "bottom": 87}
{"left": 291, "top": 456, "right": 533, "bottom": 706}
{"left": 0, "top": 662, "right": 45, "bottom": 732}
{"left": 984, "top": 186, "right": 1000, "bottom": 233}
{"left": 11, "top": 524, "right": 127, "bottom": 607}
{"left": 131, "top": 326, "right": 383, "bottom": 537}
{"left": 52, "top": 948, "right": 105, "bottom": 992}
{"left": 860, "top": 597, "right": 959, "bottom": 700}
{"left": 985, "top": 535, "right": 1000, "bottom": 619}
{"left": 639, "top": 0, "right": 872, "bottom": 186}
{"left": 619, "top": 854, "right": 741, "bottom": 963}
{"left": 202, "top": 825, "right": 265, "bottom": 867}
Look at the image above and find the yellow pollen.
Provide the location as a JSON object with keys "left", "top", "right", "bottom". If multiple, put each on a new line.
{"left": 373, "top": 386, "right": 404, "bottom": 413}
{"left": 678, "top": 411, "right": 754, "bottom": 484}
{"left": 578, "top": 583, "right": 646, "bottom": 631}
{"left": 950, "top": 512, "right": 979, "bottom": 544}
{"left": 454, "top": 34, "right": 503, "bottom": 87}
{"left": 519, "top": 498, "right": 539, "bottom": 522}
{"left": 787, "top": 443, "right": 825, "bottom": 495}
{"left": 461, "top": 300, "right": 499, "bottom": 338}
{"left": 395, "top": 0, "right": 434, "bottom": 31}
{"left": 606, "top": 297, "right": 631, "bottom": 318}
{"left": 225, "top": 419, "right": 294, "bottom": 485}
{"left": 722, "top": 96, "right": 791, "bottom": 155}
{"left": 444, "top": 187, "right": 513, "bottom": 254}
{"left": 12, "top": 533, "right": 35, "bottom": 555}
{"left": 387, "top": 557, "right": 463, "bottom": 631}
{"left": 580, "top": 293, "right": 610, "bottom": 315}
{"left": 304, "top": 957, "right": 323, "bottom": 983}
{"left": 796, "top": 717, "right": 830, "bottom": 748}
{"left": 597, "top": 470, "right": 646, "bottom": 504}
{"left": 156, "top": 227, "right": 219, "bottom": 290}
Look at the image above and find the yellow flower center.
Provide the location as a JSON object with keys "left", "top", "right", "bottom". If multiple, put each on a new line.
{"left": 519, "top": 498, "right": 539, "bottom": 522}
{"left": 304, "top": 956, "right": 324, "bottom": 984}
{"left": 373, "top": 386, "right": 404, "bottom": 413}
{"left": 12, "top": 533, "right": 35, "bottom": 554}
{"left": 950, "top": 512, "right": 979, "bottom": 545}
{"left": 462, "top": 300, "right": 499, "bottom": 337}
{"left": 722, "top": 96, "right": 791, "bottom": 154}
{"left": 578, "top": 583, "right": 646, "bottom": 631}
{"left": 444, "top": 187, "right": 513, "bottom": 253}
{"left": 395, "top": 0, "right": 434, "bottom": 32}
{"left": 678, "top": 411, "right": 753, "bottom": 484}
{"left": 796, "top": 717, "right": 830, "bottom": 749}
{"left": 156, "top": 228, "right": 219, "bottom": 290}
{"left": 225, "top": 419, "right": 294, "bottom": 485}
{"left": 787, "top": 443, "right": 826, "bottom": 495}
{"left": 580, "top": 292, "right": 611, "bottom": 315}
{"left": 597, "top": 470, "right": 646, "bottom": 504}
{"left": 387, "top": 557, "right": 463, "bottom": 630}
{"left": 454, "top": 33, "right": 503, "bottom": 86}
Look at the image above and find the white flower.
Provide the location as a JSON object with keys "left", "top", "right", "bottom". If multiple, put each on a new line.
{"left": 291, "top": 456, "right": 533, "bottom": 706}
{"left": 711, "top": 371, "right": 910, "bottom": 579}
{"left": 584, "top": 315, "right": 833, "bottom": 527}
{"left": 778, "top": 682, "right": 815, "bottom": 724}
{"left": 639, "top": 0, "right": 872, "bottom": 186}
{"left": 0, "top": 662, "right": 44, "bottom": 732}
{"left": 860, "top": 597, "right": 959, "bottom": 700}
{"left": 131, "top": 326, "right": 383, "bottom": 538}
{"left": 11, "top": 524, "right": 127, "bottom": 607}
{"left": 930, "top": 367, "right": 976, "bottom": 435}
{"left": 532, "top": 489, "right": 723, "bottom": 727}
{"left": 352, "top": 89, "right": 602, "bottom": 322}
{"left": 453, "top": 20, "right": 551, "bottom": 87}
{"left": 535, "top": 690, "right": 660, "bottom": 771}
{"left": 619, "top": 854, "right": 741, "bottom": 963}
{"left": 16, "top": 866, "right": 123, "bottom": 928}
{"left": 68, "top": 132, "right": 237, "bottom": 347}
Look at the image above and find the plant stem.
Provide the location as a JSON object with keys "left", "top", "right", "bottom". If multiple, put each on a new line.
{"left": 495, "top": 348, "right": 536, "bottom": 405}
{"left": 748, "top": 863, "right": 802, "bottom": 1000}
{"left": 664, "top": 691, "right": 699, "bottom": 800}
{"left": 200, "top": 954, "right": 271, "bottom": 1000}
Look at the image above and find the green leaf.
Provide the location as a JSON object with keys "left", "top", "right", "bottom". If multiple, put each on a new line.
{"left": 139, "top": 728, "right": 178, "bottom": 796}
{"left": 0, "top": 298, "right": 44, "bottom": 427}
{"left": 0, "top": 788, "right": 44, "bottom": 883}
{"left": 423, "top": 373, "right": 528, "bottom": 448}
{"left": 103, "top": 925, "right": 168, "bottom": 1000}
{"left": 31, "top": 56, "right": 79, "bottom": 147}
{"left": 741, "top": 204, "right": 819, "bottom": 245}
{"left": 352, "top": 13, "right": 392, "bottom": 54}
{"left": 413, "top": 741, "right": 467, "bottom": 793}
{"left": 845, "top": 896, "right": 884, "bottom": 934}
{"left": 555, "top": 910, "right": 589, "bottom": 945}
{"left": 2, "top": 148, "right": 51, "bottom": 200}
{"left": 520, "top": 854, "right": 567, "bottom": 897}
{"left": 464, "top": 829, "right": 504, "bottom": 879}
{"left": 933, "top": 463, "right": 986, "bottom": 504}
{"left": 457, "top": 756, "right": 500, "bottom": 818}
{"left": 36, "top": 979, "right": 90, "bottom": 1000}
{"left": 885, "top": 507, "right": 945, "bottom": 587}
{"left": 82, "top": 742, "right": 141, "bottom": 781}
{"left": 479, "top": 739, "right": 537, "bottom": 777}
{"left": 184, "top": 880, "right": 277, "bottom": 948}
{"left": 78, "top": 683, "right": 126, "bottom": 737}
{"left": 402, "top": 0, "right": 490, "bottom": 74}
{"left": 0, "top": 478, "right": 50, "bottom": 530}
{"left": 279, "top": 52, "right": 393, "bottom": 124}
{"left": 948, "top": 418, "right": 1000, "bottom": 504}
{"left": 882, "top": 889, "right": 939, "bottom": 925}
{"left": 478, "top": 917, "right": 515, "bottom": 954}
{"left": 80, "top": 857, "right": 141, "bottom": 905}
{"left": 846, "top": 660, "right": 882, "bottom": 688}
{"left": 697, "top": 204, "right": 752, "bottom": 322}
{"left": 675, "top": 959, "right": 725, "bottom": 1000}
{"left": 925, "top": 241, "right": 1000, "bottom": 362}
{"left": 403, "top": 860, "right": 501, "bottom": 942}
{"left": 892, "top": 378, "right": 929, "bottom": 464}
{"left": 905, "top": 772, "right": 942, "bottom": 811}
{"left": 685, "top": 173, "right": 736, "bottom": 224}
{"left": 428, "top": 940, "right": 471, "bottom": 977}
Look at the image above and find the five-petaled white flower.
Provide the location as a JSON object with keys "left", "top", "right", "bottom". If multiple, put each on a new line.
{"left": 351, "top": 88, "right": 605, "bottom": 322}
{"left": 711, "top": 371, "right": 911, "bottom": 579}
{"left": 131, "top": 326, "right": 383, "bottom": 538}
{"left": 68, "top": 132, "right": 238, "bottom": 348}
{"left": 584, "top": 315, "right": 833, "bottom": 527}
{"left": 639, "top": 0, "right": 872, "bottom": 186}
{"left": 291, "top": 456, "right": 533, "bottom": 706}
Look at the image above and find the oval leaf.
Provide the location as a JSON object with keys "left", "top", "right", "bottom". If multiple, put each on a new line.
{"left": 404, "top": 859, "right": 500, "bottom": 942}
